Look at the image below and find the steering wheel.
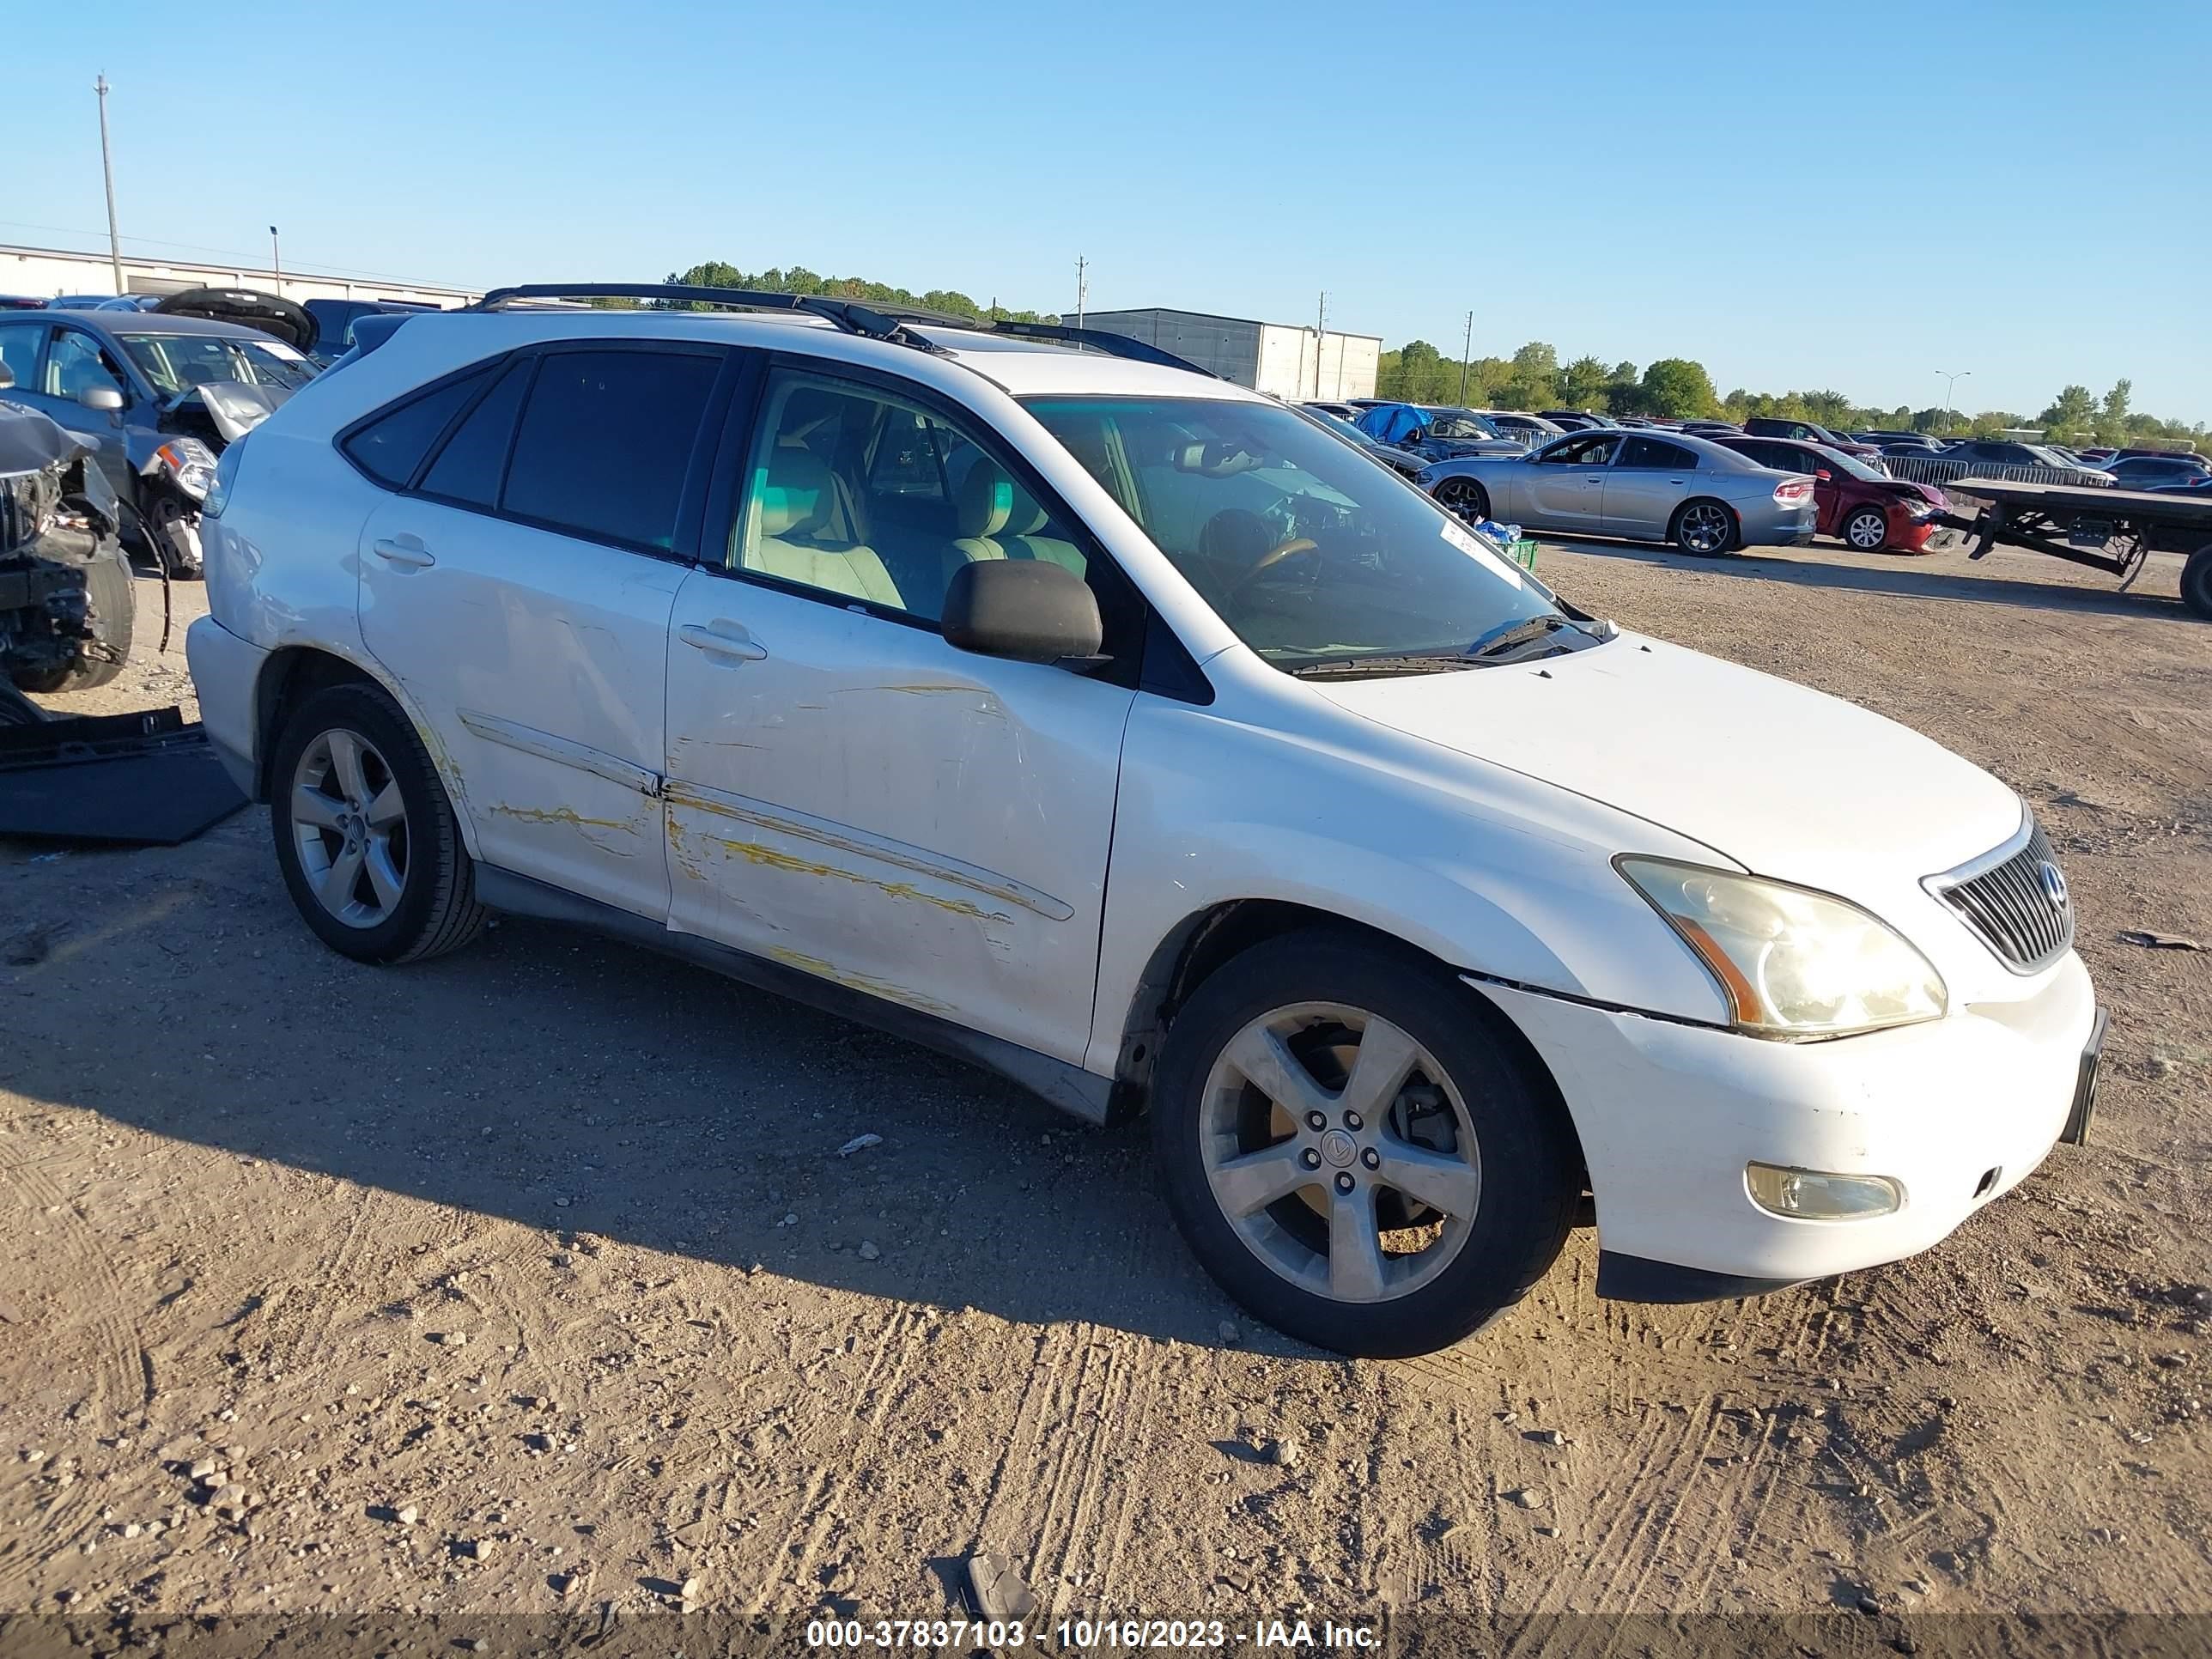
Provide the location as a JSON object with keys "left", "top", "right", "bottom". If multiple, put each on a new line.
{"left": 1228, "top": 536, "right": 1320, "bottom": 595}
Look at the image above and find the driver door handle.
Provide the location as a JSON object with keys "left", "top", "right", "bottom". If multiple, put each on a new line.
{"left": 678, "top": 622, "right": 769, "bottom": 662}
{"left": 371, "top": 535, "right": 435, "bottom": 568}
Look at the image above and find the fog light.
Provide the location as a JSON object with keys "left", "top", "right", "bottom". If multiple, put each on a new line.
{"left": 1746, "top": 1163, "right": 1903, "bottom": 1220}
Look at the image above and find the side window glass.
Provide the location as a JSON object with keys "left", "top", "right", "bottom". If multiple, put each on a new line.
{"left": 419, "top": 359, "right": 530, "bottom": 507}
{"left": 43, "top": 332, "right": 125, "bottom": 400}
{"left": 342, "top": 367, "right": 491, "bottom": 488}
{"left": 502, "top": 349, "right": 720, "bottom": 550}
{"left": 1661, "top": 441, "right": 1698, "bottom": 471}
{"left": 732, "top": 369, "right": 1091, "bottom": 626}
{"left": 1618, "top": 437, "right": 1667, "bottom": 468}
{"left": 0, "top": 323, "right": 41, "bottom": 388}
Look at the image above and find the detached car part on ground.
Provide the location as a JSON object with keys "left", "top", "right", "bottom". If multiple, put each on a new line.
{"left": 0, "top": 386, "right": 134, "bottom": 696}
{"left": 186, "top": 284, "right": 2103, "bottom": 1357}
{"left": 0, "top": 289, "right": 315, "bottom": 579}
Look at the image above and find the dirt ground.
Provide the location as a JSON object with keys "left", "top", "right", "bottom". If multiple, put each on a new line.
{"left": 3, "top": 534, "right": 2207, "bottom": 1649}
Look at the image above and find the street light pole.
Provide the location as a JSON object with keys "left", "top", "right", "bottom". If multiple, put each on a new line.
{"left": 1936, "top": 368, "right": 1970, "bottom": 429}
{"left": 270, "top": 226, "right": 282, "bottom": 295}
{"left": 94, "top": 75, "right": 125, "bottom": 295}
{"left": 1458, "top": 310, "right": 1474, "bottom": 404}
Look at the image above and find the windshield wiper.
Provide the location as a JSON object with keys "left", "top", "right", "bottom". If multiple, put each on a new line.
{"left": 1284, "top": 652, "right": 1484, "bottom": 680}
{"left": 1468, "top": 614, "right": 1574, "bottom": 659}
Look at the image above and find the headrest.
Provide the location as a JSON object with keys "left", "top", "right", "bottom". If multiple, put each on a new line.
{"left": 956, "top": 463, "right": 1015, "bottom": 538}
{"left": 758, "top": 446, "right": 833, "bottom": 538}
{"left": 1003, "top": 495, "right": 1051, "bottom": 537}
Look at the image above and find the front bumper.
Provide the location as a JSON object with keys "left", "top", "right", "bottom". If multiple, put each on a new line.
{"left": 1471, "top": 951, "right": 2098, "bottom": 1291}
{"left": 183, "top": 614, "right": 268, "bottom": 799}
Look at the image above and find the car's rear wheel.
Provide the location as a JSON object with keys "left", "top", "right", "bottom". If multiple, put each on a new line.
{"left": 1152, "top": 931, "right": 1579, "bottom": 1357}
{"left": 1431, "top": 477, "right": 1490, "bottom": 526}
{"left": 1842, "top": 505, "right": 1891, "bottom": 551}
{"left": 1670, "top": 498, "right": 1740, "bottom": 555}
{"left": 269, "top": 684, "right": 488, "bottom": 964}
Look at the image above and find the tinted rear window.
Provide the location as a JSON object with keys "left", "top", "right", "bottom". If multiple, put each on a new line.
{"left": 343, "top": 367, "right": 491, "bottom": 487}
{"left": 419, "top": 359, "right": 531, "bottom": 507}
{"left": 501, "top": 349, "right": 720, "bottom": 550}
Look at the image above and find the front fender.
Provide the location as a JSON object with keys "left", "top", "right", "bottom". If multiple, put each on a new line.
{"left": 1087, "top": 692, "right": 1733, "bottom": 1076}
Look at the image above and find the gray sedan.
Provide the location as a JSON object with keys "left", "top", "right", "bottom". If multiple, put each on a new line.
{"left": 1417, "top": 429, "right": 1820, "bottom": 555}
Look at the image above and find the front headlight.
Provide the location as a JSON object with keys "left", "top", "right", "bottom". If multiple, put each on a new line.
{"left": 1617, "top": 858, "right": 1947, "bottom": 1041}
{"left": 154, "top": 439, "right": 218, "bottom": 501}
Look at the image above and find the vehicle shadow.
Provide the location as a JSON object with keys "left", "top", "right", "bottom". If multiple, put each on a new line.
{"left": 1537, "top": 536, "right": 2189, "bottom": 623}
{"left": 0, "top": 817, "right": 1297, "bottom": 1354}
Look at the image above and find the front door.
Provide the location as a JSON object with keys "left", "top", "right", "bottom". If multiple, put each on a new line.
{"left": 1523, "top": 433, "right": 1619, "bottom": 532}
{"left": 356, "top": 343, "right": 727, "bottom": 921}
{"left": 662, "top": 363, "right": 1139, "bottom": 1064}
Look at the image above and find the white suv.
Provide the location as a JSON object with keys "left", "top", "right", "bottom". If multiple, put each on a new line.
{"left": 186, "top": 286, "right": 2103, "bottom": 1357}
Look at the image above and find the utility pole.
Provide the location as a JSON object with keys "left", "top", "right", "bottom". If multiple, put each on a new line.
{"left": 1936, "top": 368, "right": 1970, "bottom": 430}
{"left": 1074, "top": 255, "right": 1087, "bottom": 334}
{"left": 1459, "top": 311, "right": 1474, "bottom": 405}
{"left": 94, "top": 75, "right": 125, "bottom": 295}
{"left": 1314, "top": 290, "right": 1327, "bottom": 400}
{"left": 270, "top": 226, "right": 282, "bottom": 295}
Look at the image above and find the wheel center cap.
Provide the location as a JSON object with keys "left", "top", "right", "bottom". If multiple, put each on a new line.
{"left": 1319, "top": 1128, "right": 1358, "bottom": 1170}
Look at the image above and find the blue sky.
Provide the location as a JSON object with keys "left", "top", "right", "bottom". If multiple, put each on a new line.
{"left": 8, "top": 0, "right": 2208, "bottom": 422}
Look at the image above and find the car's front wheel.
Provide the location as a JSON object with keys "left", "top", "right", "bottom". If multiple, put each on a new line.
{"left": 1152, "top": 931, "right": 1580, "bottom": 1357}
{"left": 1431, "top": 477, "right": 1490, "bottom": 526}
{"left": 269, "top": 684, "right": 488, "bottom": 964}
{"left": 1842, "top": 505, "right": 1891, "bottom": 551}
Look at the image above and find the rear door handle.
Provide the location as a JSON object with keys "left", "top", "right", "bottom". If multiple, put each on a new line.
{"left": 371, "top": 536, "right": 435, "bottom": 568}
{"left": 678, "top": 622, "right": 768, "bottom": 662}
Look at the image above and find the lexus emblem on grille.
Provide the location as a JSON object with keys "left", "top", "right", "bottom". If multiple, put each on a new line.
{"left": 2038, "top": 860, "right": 2069, "bottom": 913}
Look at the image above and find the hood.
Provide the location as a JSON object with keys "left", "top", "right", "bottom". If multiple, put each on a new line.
{"left": 154, "top": 287, "right": 319, "bottom": 353}
{"left": 0, "top": 400, "right": 88, "bottom": 475}
{"left": 1308, "top": 635, "right": 2022, "bottom": 895}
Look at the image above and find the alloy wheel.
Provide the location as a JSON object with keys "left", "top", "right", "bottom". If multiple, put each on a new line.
{"left": 290, "top": 728, "right": 410, "bottom": 928}
{"left": 1200, "top": 1002, "right": 1482, "bottom": 1304}
{"left": 1434, "top": 480, "right": 1488, "bottom": 526}
{"left": 1679, "top": 502, "right": 1732, "bottom": 553}
{"left": 1844, "top": 509, "right": 1888, "bottom": 550}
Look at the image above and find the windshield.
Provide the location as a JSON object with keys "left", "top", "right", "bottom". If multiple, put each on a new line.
{"left": 1422, "top": 410, "right": 1497, "bottom": 440}
{"left": 1022, "top": 395, "right": 1563, "bottom": 670}
{"left": 1812, "top": 443, "right": 1885, "bottom": 483}
{"left": 118, "top": 332, "right": 317, "bottom": 397}
{"left": 1304, "top": 408, "right": 1374, "bottom": 447}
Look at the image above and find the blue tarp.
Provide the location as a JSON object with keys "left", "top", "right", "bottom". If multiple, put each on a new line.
{"left": 1353, "top": 403, "right": 1427, "bottom": 446}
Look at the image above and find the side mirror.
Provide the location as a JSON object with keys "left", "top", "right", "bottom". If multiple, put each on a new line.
{"left": 0, "top": 363, "right": 13, "bottom": 390}
{"left": 942, "top": 559, "right": 1103, "bottom": 666}
{"left": 79, "top": 385, "right": 125, "bottom": 413}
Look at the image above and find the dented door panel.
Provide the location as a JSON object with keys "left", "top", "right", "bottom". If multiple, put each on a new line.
{"left": 357, "top": 495, "right": 680, "bottom": 920}
{"left": 662, "top": 569, "right": 1133, "bottom": 1064}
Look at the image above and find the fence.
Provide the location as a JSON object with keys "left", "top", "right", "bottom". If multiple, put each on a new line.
{"left": 1881, "top": 456, "right": 2117, "bottom": 492}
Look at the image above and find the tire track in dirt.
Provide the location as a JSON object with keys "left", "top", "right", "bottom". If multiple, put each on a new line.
{"left": 743, "top": 1304, "right": 931, "bottom": 1619}
{"left": 0, "top": 1154, "right": 143, "bottom": 1599}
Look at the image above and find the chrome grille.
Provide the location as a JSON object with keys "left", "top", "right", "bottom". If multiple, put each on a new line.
{"left": 1924, "top": 819, "right": 2074, "bottom": 975}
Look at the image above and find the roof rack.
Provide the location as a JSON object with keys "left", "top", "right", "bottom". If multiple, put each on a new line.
{"left": 467, "top": 284, "right": 1221, "bottom": 379}
{"left": 466, "top": 283, "right": 952, "bottom": 355}
{"left": 983, "top": 321, "right": 1218, "bottom": 379}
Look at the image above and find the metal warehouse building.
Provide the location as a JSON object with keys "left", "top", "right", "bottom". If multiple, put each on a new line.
{"left": 0, "top": 242, "right": 476, "bottom": 311}
{"left": 1079, "top": 307, "right": 1380, "bottom": 402}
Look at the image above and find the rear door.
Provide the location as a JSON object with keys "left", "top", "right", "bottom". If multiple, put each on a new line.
{"left": 1599, "top": 436, "right": 1696, "bottom": 538}
{"left": 1522, "top": 433, "right": 1617, "bottom": 531}
{"left": 353, "top": 340, "right": 733, "bottom": 921}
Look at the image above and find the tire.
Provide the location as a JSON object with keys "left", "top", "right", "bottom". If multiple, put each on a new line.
{"left": 14, "top": 543, "right": 136, "bottom": 694}
{"left": 268, "top": 684, "right": 488, "bottom": 965}
{"left": 2183, "top": 543, "right": 2212, "bottom": 621}
{"left": 1669, "top": 498, "right": 1741, "bottom": 556}
{"left": 1841, "top": 506, "right": 1891, "bottom": 553}
{"left": 1151, "top": 930, "right": 1580, "bottom": 1357}
{"left": 1431, "top": 477, "right": 1491, "bottom": 526}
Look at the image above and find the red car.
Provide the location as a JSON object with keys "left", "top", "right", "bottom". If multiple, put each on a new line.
{"left": 1715, "top": 436, "right": 1948, "bottom": 553}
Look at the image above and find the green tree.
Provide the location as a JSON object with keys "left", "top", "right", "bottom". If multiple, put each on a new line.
{"left": 1638, "top": 358, "right": 1718, "bottom": 420}
{"left": 1559, "top": 356, "right": 1609, "bottom": 409}
{"left": 2039, "top": 384, "right": 2097, "bottom": 439}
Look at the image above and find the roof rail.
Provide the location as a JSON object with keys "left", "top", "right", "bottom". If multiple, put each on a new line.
{"left": 983, "top": 320, "right": 1219, "bottom": 379}
{"left": 467, "top": 283, "right": 951, "bottom": 355}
